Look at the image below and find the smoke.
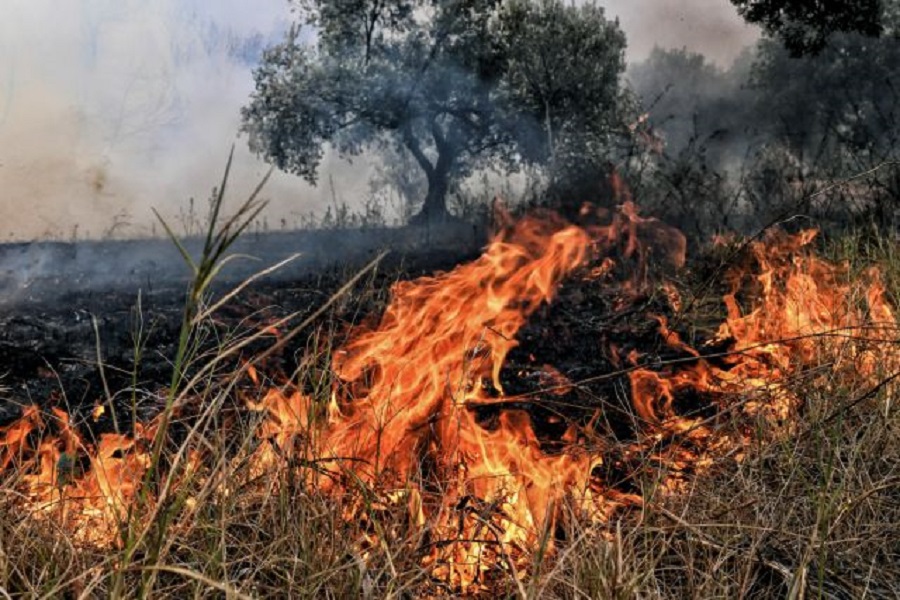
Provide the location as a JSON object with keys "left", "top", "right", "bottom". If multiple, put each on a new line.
{"left": 605, "top": 0, "right": 763, "bottom": 168}
{"left": 601, "top": 0, "right": 759, "bottom": 66}
{"left": 0, "top": 0, "right": 760, "bottom": 242}
{"left": 0, "top": 0, "right": 372, "bottom": 242}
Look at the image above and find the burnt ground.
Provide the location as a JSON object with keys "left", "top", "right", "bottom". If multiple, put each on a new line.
{"left": 0, "top": 220, "right": 733, "bottom": 495}
{"left": 0, "top": 223, "right": 486, "bottom": 427}
{"left": 4, "top": 221, "right": 896, "bottom": 599}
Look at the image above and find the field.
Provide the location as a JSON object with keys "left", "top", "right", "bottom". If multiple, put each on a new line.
{"left": 1, "top": 200, "right": 899, "bottom": 599}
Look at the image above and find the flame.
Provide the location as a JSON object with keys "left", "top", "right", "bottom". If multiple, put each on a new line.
{"left": 620, "top": 228, "right": 899, "bottom": 499}
{"left": 321, "top": 212, "right": 590, "bottom": 481}
{"left": 0, "top": 406, "right": 154, "bottom": 545}
{"left": 1, "top": 201, "right": 898, "bottom": 592}
{"left": 245, "top": 212, "right": 609, "bottom": 588}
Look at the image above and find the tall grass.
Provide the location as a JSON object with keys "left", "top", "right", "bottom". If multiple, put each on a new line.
{"left": 1, "top": 208, "right": 899, "bottom": 598}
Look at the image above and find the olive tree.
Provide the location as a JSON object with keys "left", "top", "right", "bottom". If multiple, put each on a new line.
{"left": 730, "top": 0, "right": 886, "bottom": 55}
{"left": 241, "top": 0, "right": 626, "bottom": 223}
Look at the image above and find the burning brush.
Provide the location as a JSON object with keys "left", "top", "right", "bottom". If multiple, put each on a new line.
{"left": 1, "top": 200, "right": 898, "bottom": 593}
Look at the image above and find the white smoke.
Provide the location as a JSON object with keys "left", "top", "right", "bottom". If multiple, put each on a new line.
{"left": 601, "top": 0, "right": 759, "bottom": 67}
{"left": 0, "top": 0, "right": 758, "bottom": 242}
{"left": 0, "top": 0, "right": 371, "bottom": 241}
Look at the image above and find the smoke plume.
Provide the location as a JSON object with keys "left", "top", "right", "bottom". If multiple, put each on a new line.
{"left": 0, "top": 0, "right": 374, "bottom": 241}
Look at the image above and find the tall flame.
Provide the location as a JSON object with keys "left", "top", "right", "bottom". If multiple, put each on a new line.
{"left": 1, "top": 202, "right": 897, "bottom": 593}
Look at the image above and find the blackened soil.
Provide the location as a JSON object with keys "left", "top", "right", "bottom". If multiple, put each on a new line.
{"left": 0, "top": 225, "right": 485, "bottom": 428}
{"left": 0, "top": 222, "right": 733, "bottom": 482}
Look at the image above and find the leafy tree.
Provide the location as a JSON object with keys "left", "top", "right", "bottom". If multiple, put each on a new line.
{"left": 730, "top": 0, "right": 886, "bottom": 55}
{"left": 499, "top": 1, "right": 626, "bottom": 182}
{"left": 752, "top": 31, "right": 900, "bottom": 157}
{"left": 241, "top": 0, "right": 626, "bottom": 223}
{"left": 748, "top": 30, "right": 900, "bottom": 222}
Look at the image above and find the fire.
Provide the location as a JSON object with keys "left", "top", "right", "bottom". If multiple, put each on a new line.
{"left": 1, "top": 201, "right": 898, "bottom": 593}
{"left": 322, "top": 211, "right": 590, "bottom": 480}
{"left": 0, "top": 406, "right": 154, "bottom": 545}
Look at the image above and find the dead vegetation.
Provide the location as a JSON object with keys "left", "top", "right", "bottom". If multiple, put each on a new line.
{"left": 1, "top": 195, "right": 899, "bottom": 598}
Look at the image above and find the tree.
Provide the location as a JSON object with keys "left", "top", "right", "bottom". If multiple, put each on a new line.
{"left": 500, "top": 0, "right": 626, "bottom": 200}
{"left": 747, "top": 30, "right": 900, "bottom": 223}
{"left": 730, "top": 0, "right": 886, "bottom": 56}
{"left": 241, "top": 0, "right": 626, "bottom": 223}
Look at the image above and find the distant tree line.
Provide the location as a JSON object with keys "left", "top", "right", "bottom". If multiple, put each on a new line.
{"left": 628, "top": 4, "right": 900, "bottom": 237}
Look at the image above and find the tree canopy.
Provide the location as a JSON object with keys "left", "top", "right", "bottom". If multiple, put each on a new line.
{"left": 241, "top": 0, "right": 626, "bottom": 223}
{"left": 730, "top": 0, "right": 887, "bottom": 55}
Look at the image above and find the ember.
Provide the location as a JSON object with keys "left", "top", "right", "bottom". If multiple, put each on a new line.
{"left": 1, "top": 202, "right": 897, "bottom": 593}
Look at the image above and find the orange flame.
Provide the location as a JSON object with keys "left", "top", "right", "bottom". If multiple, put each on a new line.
{"left": 1, "top": 407, "right": 154, "bottom": 545}
{"left": 1, "top": 202, "right": 897, "bottom": 593}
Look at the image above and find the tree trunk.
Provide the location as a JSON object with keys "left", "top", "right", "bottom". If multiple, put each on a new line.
{"left": 414, "top": 169, "right": 451, "bottom": 225}
{"left": 402, "top": 120, "right": 454, "bottom": 226}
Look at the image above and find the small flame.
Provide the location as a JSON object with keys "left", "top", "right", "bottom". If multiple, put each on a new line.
{"left": 1, "top": 407, "right": 155, "bottom": 545}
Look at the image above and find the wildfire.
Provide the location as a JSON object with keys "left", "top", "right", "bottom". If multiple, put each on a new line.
{"left": 1, "top": 201, "right": 897, "bottom": 593}
{"left": 0, "top": 405, "right": 154, "bottom": 545}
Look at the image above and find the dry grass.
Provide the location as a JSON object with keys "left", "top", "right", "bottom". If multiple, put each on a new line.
{"left": 1, "top": 229, "right": 899, "bottom": 599}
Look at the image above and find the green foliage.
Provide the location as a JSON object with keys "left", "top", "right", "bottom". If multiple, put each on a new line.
{"left": 626, "top": 30, "right": 900, "bottom": 236}
{"left": 241, "top": 0, "right": 626, "bottom": 222}
{"left": 500, "top": 0, "right": 628, "bottom": 205}
{"left": 731, "top": 0, "right": 886, "bottom": 56}
{"left": 499, "top": 0, "right": 626, "bottom": 162}
{"left": 747, "top": 32, "right": 900, "bottom": 225}
{"left": 751, "top": 33, "right": 900, "bottom": 158}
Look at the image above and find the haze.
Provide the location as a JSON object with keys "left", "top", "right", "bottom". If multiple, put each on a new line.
{"left": 0, "top": 0, "right": 758, "bottom": 241}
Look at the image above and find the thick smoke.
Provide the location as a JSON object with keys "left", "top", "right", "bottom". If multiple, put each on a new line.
{"left": 602, "top": 0, "right": 759, "bottom": 66}
{"left": 0, "top": 0, "right": 759, "bottom": 242}
{"left": 0, "top": 0, "right": 372, "bottom": 242}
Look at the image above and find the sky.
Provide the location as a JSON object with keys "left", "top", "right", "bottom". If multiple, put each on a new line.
{"left": 0, "top": 0, "right": 759, "bottom": 241}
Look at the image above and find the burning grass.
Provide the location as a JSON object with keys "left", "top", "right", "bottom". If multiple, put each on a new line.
{"left": 1, "top": 199, "right": 900, "bottom": 597}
